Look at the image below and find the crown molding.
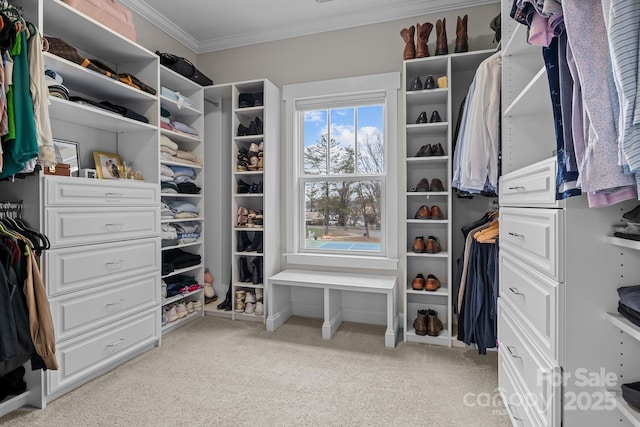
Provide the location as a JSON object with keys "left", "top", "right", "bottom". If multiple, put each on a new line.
{"left": 122, "top": 0, "right": 499, "bottom": 54}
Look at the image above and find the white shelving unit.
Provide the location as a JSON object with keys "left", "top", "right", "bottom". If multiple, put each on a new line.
{"left": 158, "top": 66, "right": 206, "bottom": 333}
{"left": 499, "top": 1, "right": 640, "bottom": 425}
{"left": 0, "top": 0, "right": 163, "bottom": 414}
{"left": 401, "top": 49, "right": 495, "bottom": 347}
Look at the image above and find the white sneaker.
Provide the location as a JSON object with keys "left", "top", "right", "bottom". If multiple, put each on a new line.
{"left": 185, "top": 301, "right": 194, "bottom": 313}
{"left": 164, "top": 306, "right": 178, "bottom": 322}
{"left": 255, "top": 301, "right": 264, "bottom": 315}
{"left": 175, "top": 302, "right": 188, "bottom": 319}
{"left": 245, "top": 302, "right": 256, "bottom": 314}
{"left": 245, "top": 291, "right": 257, "bottom": 303}
{"left": 192, "top": 299, "right": 203, "bottom": 312}
{"left": 255, "top": 288, "right": 263, "bottom": 303}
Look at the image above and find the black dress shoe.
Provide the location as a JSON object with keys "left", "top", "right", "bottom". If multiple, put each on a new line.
{"left": 416, "top": 111, "right": 428, "bottom": 124}
{"left": 237, "top": 179, "right": 250, "bottom": 193}
{"left": 425, "top": 75, "right": 436, "bottom": 89}
{"left": 238, "top": 123, "right": 249, "bottom": 136}
{"left": 238, "top": 93, "right": 254, "bottom": 108}
{"left": 250, "top": 182, "right": 261, "bottom": 193}
{"left": 255, "top": 117, "right": 263, "bottom": 134}
{"left": 413, "top": 177, "right": 430, "bottom": 192}
{"left": 429, "top": 110, "right": 442, "bottom": 123}
{"left": 431, "top": 143, "right": 445, "bottom": 156}
{"left": 409, "top": 76, "right": 423, "bottom": 91}
{"left": 247, "top": 121, "right": 258, "bottom": 135}
{"left": 254, "top": 92, "right": 263, "bottom": 106}
{"left": 415, "top": 144, "right": 432, "bottom": 157}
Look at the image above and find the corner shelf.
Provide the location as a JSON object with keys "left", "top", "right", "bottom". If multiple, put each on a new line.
{"left": 604, "top": 312, "right": 640, "bottom": 342}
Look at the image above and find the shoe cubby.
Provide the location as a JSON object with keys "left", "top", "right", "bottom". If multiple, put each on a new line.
{"left": 402, "top": 50, "right": 496, "bottom": 347}
{"left": 159, "top": 65, "right": 206, "bottom": 334}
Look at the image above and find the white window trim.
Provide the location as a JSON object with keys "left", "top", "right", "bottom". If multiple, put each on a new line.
{"left": 283, "top": 72, "right": 400, "bottom": 271}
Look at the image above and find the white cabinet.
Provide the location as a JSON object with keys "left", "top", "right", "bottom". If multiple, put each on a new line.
{"left": 402, "top": 50, "right": 495, "bottom": 346}
{"left": 158, "top": 66, "right": 206, "bottom": 333}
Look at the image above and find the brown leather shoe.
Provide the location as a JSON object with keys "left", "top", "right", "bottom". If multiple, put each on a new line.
{"left": 413, "top": 178, "right": 429, "bottom": 192}
{"left": 413, "top": 236, "right": 426, "bottom": 253}
{"left": 430, "top": 205, "right": 444, "bottom": 219}
{"left": 416, "top": 22, "right": 433, "bottom": 58}
{"left": 414, "top": 205, "right": 431, "bottom": 219}
{"left": 435, "top": 18, "right": 448, "bottom": 56}
{"left": 401, "top": 26, "right": 416, "bottom": 60}
{"left": 415, "top": 144, "right": 432, "bottom": 157}
{"left": 455, "top": 15, "right": 469, "bottom": 53}
{"left": 425, "top": 274, "right": 441, "bottom": 291}
{"left": 412, "top": 273, "right": 426, "bottom": 290}
{"left": 425, "top": 236, "right": 441, "bottom": 253}
{"left": 430, "top": 178, "right": 445, "bottom": 192}
{"left": 426, "top": 309, "right": 443, "bottom": 336}
{"left": 413, "top": 309, "right": 428, "bottom": 336}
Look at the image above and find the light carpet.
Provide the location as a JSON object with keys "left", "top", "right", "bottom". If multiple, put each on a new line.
{"left": 0, "top": 316, "right": 510, "bottom": 426}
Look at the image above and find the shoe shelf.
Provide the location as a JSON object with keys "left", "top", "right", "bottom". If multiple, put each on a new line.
{"left": 162, "top": 309, "right": 203, "bottom": 334}
{"left": 407, "top": 252, "right": 449, "bottom": 258}
{"left": 406, "top": 156, "right": 449, "bottom": 164}
{"left": 406, "top": 122, "right": 449, "bottom": 133}
{"left": 162, "top": 288, "right": 204, "bottom": 307}
{"left": 406, "top": 191, "right": 449, "bottom": 197}
{"left": 406, "top": 285, "right": 449, "bottom": 297}
{"left": 405, "top": 328, "right": 451, "bottom": 345}
{"left": 162, "top": 264, "right": 205, "bottom": 280}
{"left": 406, "top": 219, "right": 449, "bottom": 224}
{"left": 203, "top": 303, "right": 233, "bottom": 318}
{"left": 406, "top": 88, "right": 449, "bottom": 105}
{"left": 604, "top": 312, "right": 640, "bottom": 343}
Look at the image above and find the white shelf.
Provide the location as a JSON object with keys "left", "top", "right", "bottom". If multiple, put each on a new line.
{"left": 605, "top": 312, "right": 640, "bottom": 342}
{"left": 405, "top": 328, "right": 450, "bottom": 345}
{"left": 605, "top": 235, "right": 640, "bottom": 251}
{"left": 233, "top": 282, "right": 265, "bottom": 289}
{"left": 0, "top": 392, "right": 32, "bottom": 418}
{"left": 503, "top": 67, "right": 551, "bottom": 117}
{"left": 406, "top": 191, "right": 449, "bottom": 197}
{"left": 161, "top": 193, "right": 203, "bottom": 198}
{"left": 160, "top": 159, "right": 203, "bottom": 169}
{"left": 162, "top": 218, "right": 205, "bottom": 223}
{"left": 406, "top": 219, "right": 449, "bottom": 224}
{"left": 162, "top": 288, "right": 204, "bottom": 306}
{"left": 610, "top": 392, "right": 640, "bottom": 427}
{"left": 203, "top": 303, "right": 233, "bottom": 318}
{"left": 406, "top": 88, "right": 448, "bottom": 106}
{"left": 234, "top": 170, "right": 265, "bottom": 176}
{"left": 160, "top": 96, "right": 203, "bottom": 117}
{"left": 406, "top": 284, "right": 449, "bottom": 297}
{"left": 406, "top": 156, "right": 449, "bottom": 164}
{"left": 407, "top": 252, "right": 449, "bottom": 258}
{"left": 162, "top": 241, "right": 203, "bottom": 251}
{"left": 162, "top": 309, "right": 203, "bottom": 334}
{"left": 233, "top": 251, "right": 264, "bottom": 256}
{"left": 162, "top": 264, "right": 204, "bottom": 279}
{"left": 160, "top": 128, "right": 202, "bottom": 144}
{"left": 233, "top": 312, "right": 265, "bottom": 322}
{"left": 406, "top": 122, "right": 449, "bottom": 135}
{"left": 234, "top": 194, "right": 264, "bottom": 198}
{"left": 233, "top": 226, "right": 264, "bottom": 231}
{"left": 48, "top": 97, "right": 156, "bottom": 133}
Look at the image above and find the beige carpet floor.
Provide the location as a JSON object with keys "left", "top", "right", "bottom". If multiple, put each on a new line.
{"left": 0, "top": 316, "right": 510, "bottom": 427}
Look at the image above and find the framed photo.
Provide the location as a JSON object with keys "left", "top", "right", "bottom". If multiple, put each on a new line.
{"left": 53, "top": 139, "right": 80, "bottom": 177}
{"left": 93, "top": 151, "right": 123, "bottom": 179}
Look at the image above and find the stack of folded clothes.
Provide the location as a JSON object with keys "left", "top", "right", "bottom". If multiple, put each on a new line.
{"left": 164, "top": 274, "right": 201, "bottom": 298}
{"left": 617, "top": 285, "right": 640, "bottom": 327}
{"left": 160, "top": 135, "right": 202, "bottom": 167}
{"left": 161, "top": 165, "right": 201, "bottom": 194}
{"left": 613, "top": 205, "right": 640, "bottom": 241}
{"left": 161, "top": 221, "right": 202, "bottom": 247}
{"left": 162, "top": 248, "right": 201, "bottom": 274}
{"left": 162, "top": 200, "right": 200, "bottom": 219}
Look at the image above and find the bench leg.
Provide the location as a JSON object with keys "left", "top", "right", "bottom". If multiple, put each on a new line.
{"left": 384, "top": 289, "right": 398, "bottom": 348}
{"left": 266, "top": 283, "right": 292, "bottom": 332}
{"left": 322, "top": 288, "right": 342, "bottom": 339}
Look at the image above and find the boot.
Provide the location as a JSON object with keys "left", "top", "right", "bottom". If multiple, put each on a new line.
{"left": 216, "top": 281, "right": 233, "bottom": 311}
{"left": 435, "top": 18, "right": 448, "bottom": 56}
{"left": 251, "top": 257, "right": 263, "bottom": 284}
{"left": 426, "top": 309, "right": 444, "bottom": 336}
{"left": 237, "top": 230, "right": 252, "bottom": 252}
{"left": 239, "top": 256, "right": 252, "bottom": 282}
{"left": 400, "top": 25, "right": 416, "bottom": 60}
{"left": 415, "top": 22, "right": 433, "bottom": 58}
{"left": 413, "top": 309, "right": 428, "bottom": 336}
{"left": 455, "top": 15, "right": 468, "bottom": 53}
{"left": 247, "top": 231, "right": 263, "bottom": 253}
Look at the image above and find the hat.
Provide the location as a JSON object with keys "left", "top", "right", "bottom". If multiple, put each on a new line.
{"left": 44, "top": 67, "right": 63, "bottom": 85}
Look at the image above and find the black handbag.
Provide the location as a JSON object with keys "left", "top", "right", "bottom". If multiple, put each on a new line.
{"left": 156, "top": 51, "right": 214, "bottom": 86}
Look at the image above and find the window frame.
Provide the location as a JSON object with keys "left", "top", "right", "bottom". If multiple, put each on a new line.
{"left": 283, "top": 72, "right": 400, "bottom": 271}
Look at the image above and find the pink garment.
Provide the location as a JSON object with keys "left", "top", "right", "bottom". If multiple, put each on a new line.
{"left": 528, "top": 13, "right": 554, "bottom": 47}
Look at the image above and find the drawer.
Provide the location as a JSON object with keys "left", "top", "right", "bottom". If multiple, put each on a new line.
{"left": 500, "top": 252, "right": 559, "bottom": 361}
{"left": 45, "top": 238, "right": 160, "bottom": 296}
{"left": 45, "top": 207, "right": 159, "bottom": 247}
{"left": 500, "top": 207, "right": 563, "bottom": 281}
{"left": 499, "top": 353, "right": 537, "bottom": 427}
{"left": 49, "top": 273, "right": 160, "bottom": 341}
{"left": 498, "top": 300, "right": 561, "bottom": 427}
{"left": 45, "top": 176, "right": 159, "bottom": 207}
{"left": 499, "top": 157, "right": 561, "bottom": 208}
{"left": 47, "top": 308, "right": 159, "bottom": 395}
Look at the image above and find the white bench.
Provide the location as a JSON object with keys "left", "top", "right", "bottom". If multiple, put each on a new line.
{"left": 266, "top": 269, "right": 398, "bottom": 347}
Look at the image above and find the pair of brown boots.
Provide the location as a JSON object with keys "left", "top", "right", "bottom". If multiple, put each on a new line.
{"left": 400, "top": 15, "right": 469, "bottom": 60}
{"left": 413, "top": 309, "right": 443, "bottom": 336}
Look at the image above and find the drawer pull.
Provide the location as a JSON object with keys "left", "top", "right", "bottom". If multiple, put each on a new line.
{"left": 508, "top": 232, "right": 524, "bottom": 239}
{"left": 507, "top": 345, "right": 521, "bottom": 359}
{"left": 104, "top": 192, "right": 123, "bottom": 200}
{"left": 509, "top": 287, "right": 524, "bottom": 296}
{"left": 106, "top": 338, "right": 125, "bottom": 348}
{"left": 106, "top": 299, "right": 125, "bottom": 310}
{"left": 106, "top": 259, "right": 124, "bottom": 269}
{"left": 507, "top": 404, "right": 523, "bottom": 422}
{"left": 508, "top": 186, "right": 525, "bottom": 191}
{"left": 105, "top": 223, "right": 123, "bottom": 231}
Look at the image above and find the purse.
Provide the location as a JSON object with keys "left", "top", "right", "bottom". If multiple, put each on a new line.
{"left": 156, "top": 51, "right": 214, "bottom": 86}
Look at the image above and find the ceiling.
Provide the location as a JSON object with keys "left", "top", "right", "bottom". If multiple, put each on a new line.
{"left": 120, "top": 0, "right": 498, "bottom": 54}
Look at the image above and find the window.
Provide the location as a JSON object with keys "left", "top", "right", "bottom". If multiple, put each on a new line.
{"left": 283, "top": 73, "right": 400, "bottom": 269}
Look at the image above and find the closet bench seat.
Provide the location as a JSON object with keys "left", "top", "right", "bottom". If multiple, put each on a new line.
{"left": 266, "top": 269, "right": 398, "bottom": 347}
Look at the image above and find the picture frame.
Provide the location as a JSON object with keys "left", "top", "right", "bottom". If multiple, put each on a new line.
{"left": 53, "top": 139, "right": 80, "bottom": 177}
{"left": 93, "top": 151, "right": 123, "bottom": 179}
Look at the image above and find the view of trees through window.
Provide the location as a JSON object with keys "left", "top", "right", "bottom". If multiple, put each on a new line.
{"left": 302, "top": 105, "right": 384, "bottom": 252}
